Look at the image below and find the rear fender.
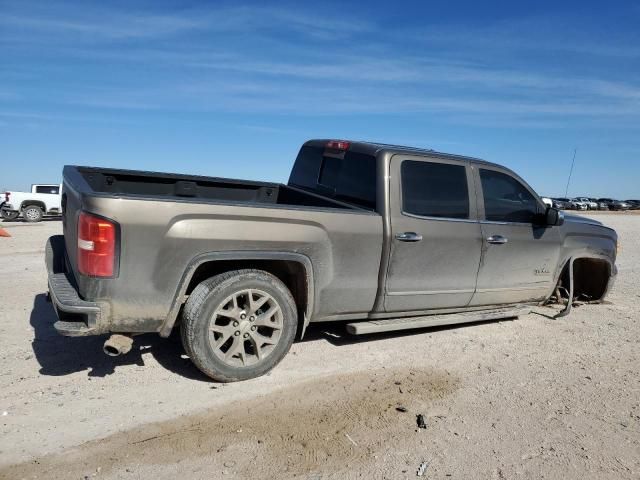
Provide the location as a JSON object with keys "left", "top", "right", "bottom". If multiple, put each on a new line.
{"left": 159, "top": 251, "right": 314, "bottom": 338}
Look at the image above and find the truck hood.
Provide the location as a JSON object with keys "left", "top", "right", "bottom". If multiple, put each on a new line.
{"left": 562, "top": 214, "right": 617, "bottom": 238}
{"left": 563, "top": 214, "right": 604, "bottom": 227}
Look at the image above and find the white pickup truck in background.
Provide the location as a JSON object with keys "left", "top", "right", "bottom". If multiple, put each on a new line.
{"left": 1, "top": 184, "right": 62, "bottom": 222}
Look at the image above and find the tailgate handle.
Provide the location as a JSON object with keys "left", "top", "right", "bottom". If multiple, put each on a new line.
{"left": 395, "top": 232, "right": 423, "bottom": 242}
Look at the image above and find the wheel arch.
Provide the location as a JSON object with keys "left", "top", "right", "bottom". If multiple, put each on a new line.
{"left": 551, "top": 254, "right": 615, "bottom": 317}
{"left": 20, "top": 200, "right": 46, "bottom": 211}
{"left": 160, "top": 251, "right": 315, "bottom": 338}
{"left": 565, "top": 255, "right": 614, "bottom": 301}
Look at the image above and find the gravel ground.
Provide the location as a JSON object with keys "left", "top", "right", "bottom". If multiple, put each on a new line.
{"left": 0, "top": 214, "right": 638, "bottom": 479}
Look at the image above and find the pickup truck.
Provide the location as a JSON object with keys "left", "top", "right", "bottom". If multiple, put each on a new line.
{"left": 46, "top": 140, "right": 617, "bottom": 382}
{"left": 1, "top": 184, "right": 62, "bottom": 222}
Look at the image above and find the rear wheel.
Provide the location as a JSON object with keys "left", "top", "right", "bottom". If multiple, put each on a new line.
{"left": 1, "top": 209, "right": 19, "bottom": 220}
{"left": 23, "top": 205, "right": 43, "bottom": 222}
{"left": 181, "top": 269, "right": 297, "bottom": 382}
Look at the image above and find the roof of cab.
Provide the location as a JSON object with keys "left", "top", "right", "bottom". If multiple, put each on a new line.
{"left": 303, "top": 139, "right": 502, "bottom": 169}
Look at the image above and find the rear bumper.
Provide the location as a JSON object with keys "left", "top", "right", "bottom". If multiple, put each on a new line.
{"left": 46, "top": 235, "right": 106, "bottom": 336}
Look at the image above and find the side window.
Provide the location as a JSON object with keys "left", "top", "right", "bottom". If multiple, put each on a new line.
{"left": 401, "top": 160, "right": 470, "bottom": 219}
{"left": 480, "top": 169, "right": 539, "bottom": 223}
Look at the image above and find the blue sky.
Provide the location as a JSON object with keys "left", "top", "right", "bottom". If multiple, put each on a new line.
{"left": 1, "top": 0, "right": 639, "bottom": 198}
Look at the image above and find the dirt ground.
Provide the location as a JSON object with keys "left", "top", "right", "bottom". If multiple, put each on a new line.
{"left": 0, "top": 213, "right": 638, "bottom": 479}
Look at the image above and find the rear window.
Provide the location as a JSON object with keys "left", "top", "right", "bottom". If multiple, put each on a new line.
{"left": 288, "top": 146, "right": 376, "bottom": 209}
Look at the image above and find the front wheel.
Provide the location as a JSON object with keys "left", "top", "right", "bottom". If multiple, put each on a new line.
{"left": 181, "top": 269, "right": 298, "bottom": 382}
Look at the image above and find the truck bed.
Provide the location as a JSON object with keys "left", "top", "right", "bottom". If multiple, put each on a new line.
{"left": 69, "top": 166, "right": 362, "bottom": 211}
{"left": 60, "top": 162, "right": 383, "bottom": 335}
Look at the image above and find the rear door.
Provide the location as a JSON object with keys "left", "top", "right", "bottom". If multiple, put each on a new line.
{"left": 384, "top": 155, "right": 482, "bottom": 312}
{"left": 470, "top": 166, "right": 561, "bottom": 306}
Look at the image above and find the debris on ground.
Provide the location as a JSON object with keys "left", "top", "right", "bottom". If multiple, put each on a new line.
{"left": 417, "top": 461, "right": 429, "bottom": 476}
{"left": 345, "top": 433, "right": 358, "bottom": 447}
{"left": 395, "top": 406, "right": 408, "bottom": 413}
{"left": 416, "top": 414, "right": 427, "bottom": 429}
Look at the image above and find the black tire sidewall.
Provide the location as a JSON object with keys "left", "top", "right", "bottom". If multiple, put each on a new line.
{"left": 185, "top": 271, "right": 297, "bottom": 381}
{"left": 1, "top": 210, "right": 19, "bottom": 220}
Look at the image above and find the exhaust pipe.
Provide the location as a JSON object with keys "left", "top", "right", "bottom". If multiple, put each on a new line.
{"left": 103, "top": 334, "right": 134, "bottom": 357}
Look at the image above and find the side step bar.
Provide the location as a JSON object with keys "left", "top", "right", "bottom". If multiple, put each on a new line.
{"left": 346, "top": 307, "right": 530, "bottom": 335}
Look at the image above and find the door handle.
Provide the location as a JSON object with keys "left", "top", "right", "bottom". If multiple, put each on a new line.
{"left": 395, "top": 232, "right": 423, "bottom": 242}
{"left": 486, "top": 235, "right": 508, "bottom": 245}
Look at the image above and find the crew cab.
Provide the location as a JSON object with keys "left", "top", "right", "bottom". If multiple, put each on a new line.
{"left": 1, "top": 184, "right": 62, "bottom": 222}
{"left": 46, "top": 140, "right": 617, "bottom": 381}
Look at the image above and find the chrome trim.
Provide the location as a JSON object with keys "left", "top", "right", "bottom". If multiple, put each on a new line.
{"left": 387, "top": 289, "right": 475, "bottom": 296}
{"left": 395, "top": 231, "right": 423, "bottom": 242}
{"left": 475, "top": 285, "right": 548, "bottom": 293}
{"left": 480, "top": 220, "right": 533, "bottom": 227}
{"left": 402, "top": 211, "right": 478, "bottom": 224}
{"left": 486, "top": 235, "right": 508, "bottom": 245}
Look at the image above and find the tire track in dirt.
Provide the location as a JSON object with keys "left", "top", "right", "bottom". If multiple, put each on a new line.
{"left": 1, "top": 367, "right": 458, "bottom": 479}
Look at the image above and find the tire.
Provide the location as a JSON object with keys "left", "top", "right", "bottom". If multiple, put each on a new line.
{"left": 23, "top": 205, "right": 44, "bottom": 222}
{"left": 181, "top": 269, "right": 298, "bottom": 382}
{"left": 1, "top": 209, "right": 19, "bottom": 221}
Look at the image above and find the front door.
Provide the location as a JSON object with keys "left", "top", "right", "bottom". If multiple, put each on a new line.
{"left": 470, "top": 166, "right": 561, "bottom": 306}
{"left": 385, "top": 155, "right": 483, "bottom": 312}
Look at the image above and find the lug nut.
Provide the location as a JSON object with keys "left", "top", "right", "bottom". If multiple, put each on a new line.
{"left": 243, "top": 333, "right": 249, "bottom": 338}
{"left": 250, "top": 316, "right": 255, "bottom": 322}
{"left": 233, "top": 321, "right": 239, "bottom": 327}
{"left": 240, "top": 313, "right": 247, "bottom": 320}
{"left": 234, "top": 331, "right": 240, "bottom": 336}
{"left": 251, "top": 326, "right": 256, "bottom": 331}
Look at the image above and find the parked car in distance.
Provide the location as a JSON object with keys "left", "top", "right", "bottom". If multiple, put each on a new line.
{"left": 552, "top": 198, "right": 573, "bottom": 210}
{"left": 46, "top": 139, "right": 618, "bottom": 381}
{"left": 570, "top": 198, "right": 588, "bottom": 211}
{"left": 1, "top": 184, "right": 62, "bottom": 222}
{"left": 624, "top": 200, "right": 640, "bottom": 210}
{"left": 598, "top": 198, "right": 631, "bottom": 211}
{"left": 574, "top": 197, "right": 598, "bottom": 210}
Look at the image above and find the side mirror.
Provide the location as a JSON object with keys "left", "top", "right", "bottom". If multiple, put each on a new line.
{"left": 545, "top": 207, "right": 564, "bottom": 226}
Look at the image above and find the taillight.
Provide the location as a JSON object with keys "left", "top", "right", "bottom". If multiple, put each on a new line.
{"left": 77, "top": 212, "right": 118, "bottom": 277}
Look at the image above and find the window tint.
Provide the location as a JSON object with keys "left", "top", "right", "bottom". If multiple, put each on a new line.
{"left": 35, "top": 186, "right": 59, "bottom": 194}
{"left": 401, "top": 160, "right": 469, "bottom": 219}
{"left": 288, "top": 146, "right": 376, "bottom": 209}
{"left": 480, "top": 169, "right": 538, "bottom": 223}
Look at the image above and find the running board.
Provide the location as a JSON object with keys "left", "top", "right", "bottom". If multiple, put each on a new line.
{"left": 346, "top": 307, "right": 530, "bottom": 335}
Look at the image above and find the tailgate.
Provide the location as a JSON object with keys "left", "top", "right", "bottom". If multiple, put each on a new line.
{"left": 61, "top": 177, "right": 82, "bottom": 279}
